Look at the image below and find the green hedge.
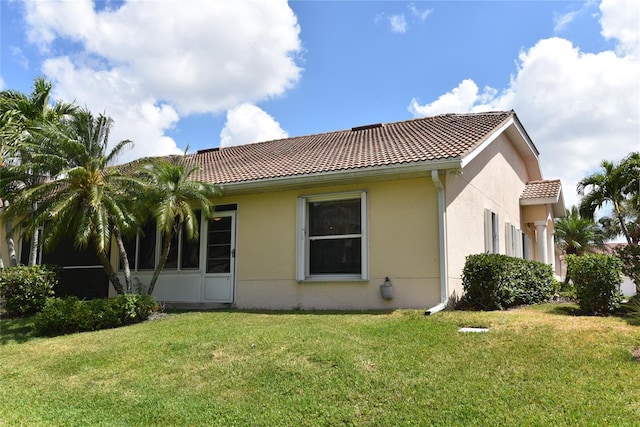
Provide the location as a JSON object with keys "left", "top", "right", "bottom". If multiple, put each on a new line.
{"left": 0, "top": 266, "right": 57, "bottom": 317}
{"left": 33, "top": 294, "right": 157, "bottom": 336}
{"left": 462, "top": 253, "right": 556, "bottom": 310}
{"left": 566, "top": 254, "right": 622, "bottom": 315}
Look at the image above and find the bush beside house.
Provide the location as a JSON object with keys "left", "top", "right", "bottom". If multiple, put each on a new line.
{"left": 34, "top": 294, "right": 157, "bottom": 336}
{"left": 461, "top": 253, "right": 556, "bottom": 310}
{"left": 566, "top": 254, "right": 623, "bottom": 315}
{"left": 0, "top": 266, "right": 57, "bottom": 317}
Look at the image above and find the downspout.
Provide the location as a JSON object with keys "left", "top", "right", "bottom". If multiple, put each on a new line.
{"left": 425, "top": 169, "right": 449, "bottom": 315}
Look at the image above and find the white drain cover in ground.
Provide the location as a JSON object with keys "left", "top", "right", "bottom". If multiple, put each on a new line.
{"left": 458, "top": 327, "right": 489, "bottom": 333}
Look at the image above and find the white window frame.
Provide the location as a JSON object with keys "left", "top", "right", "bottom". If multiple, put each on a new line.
{"left": 297, "top": 191, "right": 368, "bottom": 281}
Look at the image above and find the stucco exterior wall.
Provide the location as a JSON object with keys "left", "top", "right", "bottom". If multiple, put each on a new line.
{"left": 0, "top": 220, "right": 7, "bottom": 267}
{"left": 229, "top": 177, "right": 441, "bottom": 310}
{"left": 444, "top": 133, "right": 531, "bottom": 297}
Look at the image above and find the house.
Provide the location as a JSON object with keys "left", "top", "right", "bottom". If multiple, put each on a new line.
{"left": 1, "top": 110, "right": 565, "bottom": 311}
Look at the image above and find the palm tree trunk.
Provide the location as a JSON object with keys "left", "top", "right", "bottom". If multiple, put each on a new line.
{"left": 615, "top": 210, "right": 633, "bottom": 245}
{"left": 28, "top": 229, "right": 39, "bottom": 266}
{"left": 96, "top": 249, "right": 125, "bottom": 295}
{"left": 112, "top": 225, "right": 133, "bottom": 293}
{"left": 146, "top": 230, "right": 174, "bottom": 296}
{"left": 5, "top": 218, "right": 17, "bottom": 267}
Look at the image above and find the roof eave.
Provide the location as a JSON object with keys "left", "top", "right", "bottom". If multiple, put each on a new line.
{"left": 218, "top": 159, "right": 463, "bottom": 194}
{"left": 520, "top": 191, "right": 566, "bottom": 218}
{"left": 460, "top": 115, "right": 542, "bottom": 180}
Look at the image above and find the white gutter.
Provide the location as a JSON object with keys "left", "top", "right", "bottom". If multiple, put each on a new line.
{"left": 425, "top": 169, "right": 449, "bottom": 315}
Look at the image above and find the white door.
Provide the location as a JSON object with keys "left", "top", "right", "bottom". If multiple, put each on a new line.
{"left": 203, "top": 212, "right": 236, "bottom": 302}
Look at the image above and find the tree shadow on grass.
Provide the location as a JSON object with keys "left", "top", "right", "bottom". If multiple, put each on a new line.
{"left": 544, "top": 302, "right": 640, "bottom": 326}
{"left": 545, "top": 304, "right": 582, "bottom": 316}
{"left": 0, "top": 317, "right": 37, "bottom": 345}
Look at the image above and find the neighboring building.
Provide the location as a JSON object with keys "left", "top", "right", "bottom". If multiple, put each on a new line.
{"left": 1, "top": 110, "right": 565, "bottom": 311}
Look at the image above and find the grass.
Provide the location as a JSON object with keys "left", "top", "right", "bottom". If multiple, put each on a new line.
{"left": 1, "top": 305, "right": 639, "bottom": 426}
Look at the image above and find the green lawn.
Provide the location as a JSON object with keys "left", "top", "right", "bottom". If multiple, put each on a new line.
{"left": 1, "top": 305, "right": 639, "bottom": 426}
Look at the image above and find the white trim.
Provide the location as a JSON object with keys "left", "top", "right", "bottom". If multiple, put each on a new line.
{"left": 520, "top": 196, "right": 559, "bottom": 206}
{"left": 61, "top": 265, "right": 103, "bottom": 270}
{"left": 484, "top": 209, "right": 500, "bottom": 254}
{"left": 505, "top": 223, "right": 513, "bottom": 256}
{"left": 484, "top": 209, "right": 492, "bottom": 253}
{"left": 461, "top": 119, "right": 514, "bottom": 168}
{"left": 297, "top": 190, "right": 368, "bottom": 282}
{"left": 460, "top": 116, "right": 542, "bottom": 181}
{"left": 493, "top": 212, "right": 500, "bottom": 254}
{"left": 296, "top": 197, "right": 306, "bottom": 281}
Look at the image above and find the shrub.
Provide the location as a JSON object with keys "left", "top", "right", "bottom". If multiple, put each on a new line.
{"left": 33, "top": 294, "right": 157, "bottom": 336}
{"left": 566, "top": 254, "right": 623, "bottom": 315}
{"left": 615, "top": 244, "right": 640, "bottom": 293}
{"left": 462, "top": 253, "right": 556, "bottom": 310}
{"left": 0, "top": 265, "right": 57, "bottom": 317}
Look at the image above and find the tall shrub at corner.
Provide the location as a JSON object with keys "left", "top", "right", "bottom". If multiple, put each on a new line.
{"left": 566, "top": 254, "right": 623, "bottom": 315}
{"left": 0, "top": 265, "right": 57, "bottom": 316}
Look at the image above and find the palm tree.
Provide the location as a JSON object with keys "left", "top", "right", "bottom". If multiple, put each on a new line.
{"left": 554, "top": 206, "right": 605, "bottom": 256}
{"left": 2, "top": 108, "right": 140, "bottom": 294}
{"left": 0, "top": 77, "right": 77, "bottom": 265}
{"left": 136, "top": 154, "right": 221, "bottom": 295}
{"left": 598, "top": 202, "right": 640, "bottom": 245}
{"left": 578, "top": 152, "right": 640, "bottom": 246}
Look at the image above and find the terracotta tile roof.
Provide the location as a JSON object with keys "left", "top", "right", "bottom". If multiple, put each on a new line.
{"left": 520, "top": 179, "right": 562, "bottom": 201}
{"left": 185, "top": 111, "right": 515, "bottom": 185}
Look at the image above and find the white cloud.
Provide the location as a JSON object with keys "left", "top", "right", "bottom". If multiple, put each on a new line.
{"left": 21, "top": 0, "right": 302, "bottom": 162}
{"left": 376, "top": 4, "right": 431, "bottom": 34}
{"left": 220, "top": 104, "right": 288, "bottom": 148}
{"left": 553, "top": 10, "right": 579, "bottom": 34}
{"left": 408, "top": 79, "right": 498, "bottom": 117}
{"left": 408, "top": 0, "right": 640, "bottom": 209}
{"left": 389, "top": 14, "right": 408, "bottom": 33}
{"left": 43, "top": 56, "right": 182, "bottom": 161}
{"left": 600, "top": 0, "right": 639, "bottom": 57}
{"left": 0, "top": 77, "right": 5, "bottom": 91}
{"left": 10, "top": 47, "right": 29, "bottom": 69}
{"left": 408, "top": 4, "right": 432, "bottom": 22}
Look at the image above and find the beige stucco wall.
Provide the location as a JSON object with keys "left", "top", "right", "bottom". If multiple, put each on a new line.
{"left": 0, "top": 220, "right": 7, "bottom": 267}
{"left": 225, "top": 177, "right": 441, "bottom": 310}
{"left": 444, "top": 133, "right": 532, "bottom": 297}
{"left": 0, "top": 216, "right": 25, "bottom": 267}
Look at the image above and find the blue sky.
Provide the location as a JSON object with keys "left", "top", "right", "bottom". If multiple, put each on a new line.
{"left": 0, "top": 0, "right": 638, "bottom": 208}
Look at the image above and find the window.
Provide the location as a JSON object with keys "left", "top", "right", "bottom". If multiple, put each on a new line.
{"left": 137, "top": 222, "right": 157, "bottom": 270}
{"left": 206, "top": 215, "right": 232, "bottom": 273}
{"left": 484, "top": 209, "right": 499, "bottom": 254}
{"left": 164, "top": 211, "right": 202, "bottom": 270}
{"left": 297, "top": 191, "right": 368, "bottom": 281}
{"left": 120, "top": 211, "right": 201, "bottom": 272}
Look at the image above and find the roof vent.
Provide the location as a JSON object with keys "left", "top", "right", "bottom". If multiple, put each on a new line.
{"left": 351, "top": 123, "right": 384, "bottom": 132}
{"left": 197, "top": 147, "right": 220, "bottom": 154}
